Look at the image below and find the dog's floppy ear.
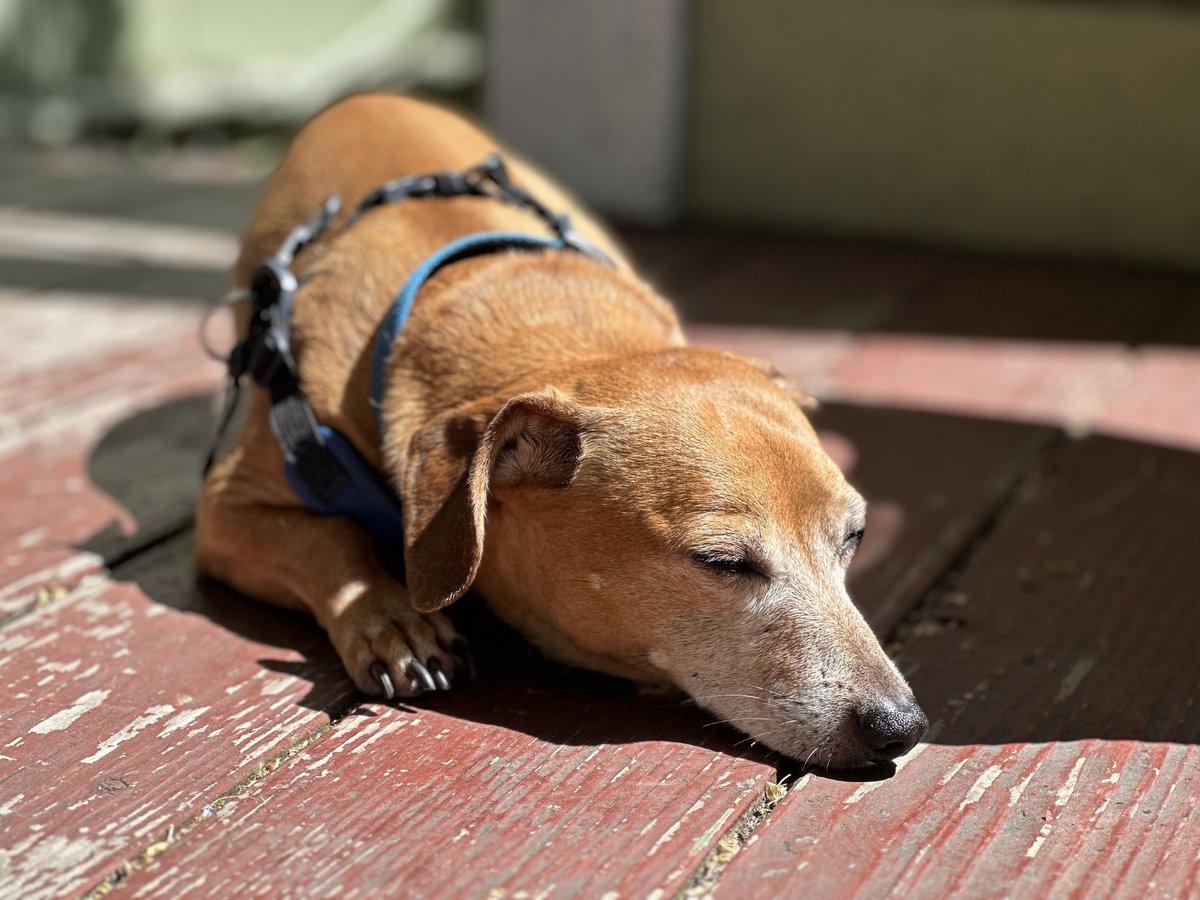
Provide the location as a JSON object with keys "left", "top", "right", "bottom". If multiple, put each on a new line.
{"left": 401, "top": 387, "right": 587, "bottom": 613}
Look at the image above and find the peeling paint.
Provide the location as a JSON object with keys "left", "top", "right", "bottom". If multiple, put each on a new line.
{"left": 939, "top": 758, "right": 967, "bottom": 786}
{"left": 959, "top": 765, "right": 1003, "bottom": 811}
{"left": 82, "top": 705, "right": 175, "bottom": 764}
{"left": 1026, "top": 821, "right": 1054, "bottom": 859}
{"left": 0, "top": 831, "right": 125, "bottom": 899}
{"left": 1009, "top": 768, "right": 1037, "bottom": 807}
{"left": 157, "top": 707, "right": 210, "bottom": 740}
{"left": 28, "top": 689, "right": 110, "bottom": 734}
{"left": 648, "top": 819, "right": 683, "bottom": 857}
{"left": 1056, "top": 756, "right": 1087, "bottom": 807}
{"left": 845, "top": 745, "right": 925, "bottom": 805}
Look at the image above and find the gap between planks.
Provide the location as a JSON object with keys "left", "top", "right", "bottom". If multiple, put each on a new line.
{"left": 81, "top": 525, "right": 766, "bottom": 897}
{"left": 0, "top": 569, "right": 106, "bottom": 631}
{"left": 58, "top": 525, "right": 341, "bottom": 897}
{"left": 676, "top": 780, "right": 789, "bottom": 898}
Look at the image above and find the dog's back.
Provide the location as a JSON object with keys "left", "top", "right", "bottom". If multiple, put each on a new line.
{"left": 232, "top": 93, "right": 626, "bottom": 300}
{"left": 226, "top": 93, "right": 673, "bottom": 448}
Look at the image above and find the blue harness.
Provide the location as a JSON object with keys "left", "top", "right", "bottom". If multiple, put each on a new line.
{"left": 205, "top": 155, "right": 610, "bottom": 581}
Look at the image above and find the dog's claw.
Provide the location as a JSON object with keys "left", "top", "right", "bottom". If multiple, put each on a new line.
{"left": 407, "top": 660, "right": 438, "bottom": 693}
{"left": 451, "top": 639, "right": 476, "bottom": 681}
{"left": 427, "top": 657, "right": 452, "bottom": 691}
{"left": 369, "top": 662, "right": 396, "bottom": 699}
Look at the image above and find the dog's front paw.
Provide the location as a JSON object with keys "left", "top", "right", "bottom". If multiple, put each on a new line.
{"left": 328, "top": 589, "right": 472, "bottom": 699}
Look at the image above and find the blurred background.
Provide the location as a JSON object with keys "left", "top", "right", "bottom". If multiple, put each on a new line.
{"left": 4, "top": 0, "right": 1199, "bottom": 265}
{"left": 2, "top": 0, "right": 1197, "bottom": 440}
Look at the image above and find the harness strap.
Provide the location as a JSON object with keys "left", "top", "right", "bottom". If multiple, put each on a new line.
{"left": 369, "top": 231, "right": 573, "bottom": 436}
{"left": 203, "top": 196, "right": 340, "bottom": 476}
{"left": 201, "top": 155, "right": 611, "bottom": 583}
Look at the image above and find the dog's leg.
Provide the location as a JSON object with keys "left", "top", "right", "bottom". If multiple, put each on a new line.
{"left": 196, "top": 483, "right": 467, "bottom": 698}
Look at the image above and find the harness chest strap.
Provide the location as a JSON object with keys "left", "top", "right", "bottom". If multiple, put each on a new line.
{"left": 368, "top": 230, "right": 580, "bottom": 431}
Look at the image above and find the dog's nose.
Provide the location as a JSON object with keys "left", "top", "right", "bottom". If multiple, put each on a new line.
{"left": 855, "top": 698, "right": 928, "bottom": 760}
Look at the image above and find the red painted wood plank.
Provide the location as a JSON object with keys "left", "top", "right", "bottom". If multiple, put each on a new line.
{"left": 0, "top": 292, "right": 227, "bottom": 615}
{"left": 93, "top": 401, "right": 1047, "bottom": 898}
{"left": 715, "top": 741, "right": 1199, "bottom": 899}
{"left": 716, "top": 435, "right": 1200, "bottom": 896}
{"left": 640, "top": 227, "right": 1180, "bottom": 344}
{"left": 900, "top": 437, "right": 1200, "bottom": 746}
{"left": 0, "top": 537, "right": 352, "bottom": 900}
{"left": 1095, "top": 347, "right": 1200, "bottom": 452}
{"left": 1, "top": 537, "right": 773, "bottom": 899}
{"left": 0, "top": 144, "right": 257, "bottom": 227}
{"left": 687, "top": 323, "right": 852, "bottom": 397}
{"left": 818, "top": 333, "right": 1131, "bottom": 433}
{"left": 690, "top": 322, "right": 1135, "bottom": 484}
{"left": 0, "top": 290, "right": 204, "bottom": 389}
{"left": 115, "top": 677, "right": 775, "bottom": 900}
{"left": 619, "top": 226, "right": 738, "bottom": 299}
{"left": 0, "top": 208, "right": 235, "bottom": 271}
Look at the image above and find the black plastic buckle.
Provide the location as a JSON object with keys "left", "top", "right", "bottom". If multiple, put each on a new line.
{"left": 291, "top": 434, "right": 352, "bottom": 504}
{"left": 472, "top": 154, "right": 509, "bottom": 187}
{"left": 231, "top": 260, "right": 299, "bottom": 385}
{"left": 250, "top": 260, "right": 298, "bottom": 315}
{"left": 245, "top": 330, "right": 295, "bottom": 395}
{"left": 433, "top": 172, "right": 468, "bottom": 196}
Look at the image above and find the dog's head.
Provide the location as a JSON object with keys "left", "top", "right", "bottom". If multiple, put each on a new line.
{"left": 400, "top": 347, "right": 925, "bottom": 768}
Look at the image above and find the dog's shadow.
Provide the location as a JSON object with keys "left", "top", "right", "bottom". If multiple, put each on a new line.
{"left": 77, "top": 393, "right": 1200, "bottom": 780}
{"left": 76, "top": 393, "right": 790, "bottom": 777}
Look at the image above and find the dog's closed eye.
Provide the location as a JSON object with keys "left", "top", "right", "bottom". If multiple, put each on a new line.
{"left": 689, "top": 548, "right": 768, "bottom": 581}
{"left": 839, "top": 527, "right": 865, "bottom": 563}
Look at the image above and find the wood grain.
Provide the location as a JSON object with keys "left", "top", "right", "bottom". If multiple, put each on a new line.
{"left": 0, "top": 537, "right": 352, "bottom": 900}
{"left": 716, "top": 436, "right": 1200, "bottom": 896}
{"left": 818, "top": 334, "right": 1131, "bottom": 434}
{"left": 715, "top": 740, "right": 1199, "bottom": 899}
{"left": 3, "top": 146, "right": 1197, "bottom": 899}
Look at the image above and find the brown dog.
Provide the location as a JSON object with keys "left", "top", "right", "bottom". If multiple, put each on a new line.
{"left": 197, "top": 94, "right": 926, "bottom": 768}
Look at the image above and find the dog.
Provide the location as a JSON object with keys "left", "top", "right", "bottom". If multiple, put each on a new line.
{"left": 196, "top": 93, "right": 926, "bottom": 768}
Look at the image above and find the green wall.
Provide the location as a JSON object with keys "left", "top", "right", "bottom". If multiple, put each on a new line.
{"left": 690, "top": 0, "right": 1200, "bottom": 268}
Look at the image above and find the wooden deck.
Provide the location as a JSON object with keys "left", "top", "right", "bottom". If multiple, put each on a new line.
{"left": 1, "top": 145, "right": 1198, "bottom": 899}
